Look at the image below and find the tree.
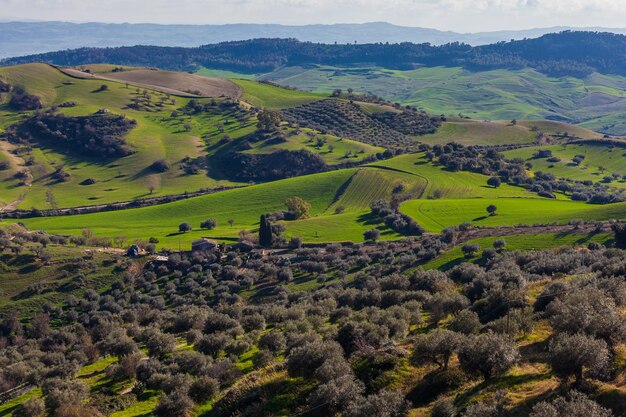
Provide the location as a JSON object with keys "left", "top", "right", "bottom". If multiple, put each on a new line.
{"left": 461, "top": 243, "right": 480, "bottom": 258}
{"left": 548, "top": 332, "right": 609, "bottom": 385}
{"left": 363, "top": 228, "right": 381, "bottom": 242}
{"left": 487, "top": 176, "right": 501, "bottom": 188}
{"left": 151, "top": 159, "right": 170, "bottom": 172}
{"left": 412, "top": 329, "right": 463, "bottom": 370}
{"left": 200, "top": 218, "right": 217, "bottom": 230}
{"left": 227, "top": 219, "right": 234, "bottom": 227}
{"left": 285, "top": 196, "right": 311, "bottom": 219}
{"left": 259, "top": 214, "right": 273, "bottom": 247}
{"left": 344, "top": 390, "right": 409, "bottom": 417}
{"left": 511, "top": 119, "right": 517, "bottom": 125}
{"left": 256, "top": 109, "right": 281, "bottom": 131}
{"left": 19, "top": 397, "right": 45, "bottom": 417}
{"left": 458, "top": 332, "right": 519, "bottom": 380}
{"left": 307, "top": 375, "right": 365, "bottom": 417}
{"left": 154, "top": 389, "right": 194, "bottom": 417}
{"left": 189, "top": 376, "right": 219, "bottom": 403}
{"left": 547, "top": 288, "right": 626, "bottom": 349}
{"left": 529, "top": 391, "right": 613, "bottom": 417}
{"left": 449, "top": 309, "right": 482, "bottom": 335}
{"left": 611, "top": 222, "right": 626, "bottom": 248}
{"left": 178, "top": 222, "right": 192, "bottom": 233}
{"left": 486, "top": 204, "right": 498, "bottom": 216}
{"left": 432, "top": 399, "right": 456, "bottom": 417}
{"left": 289, "top": 236, "right": 303, "bottom": 249}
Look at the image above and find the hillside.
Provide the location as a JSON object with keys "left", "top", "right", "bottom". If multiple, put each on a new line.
{"left": 0, "top": 64, "right": 410, "bottom": 211}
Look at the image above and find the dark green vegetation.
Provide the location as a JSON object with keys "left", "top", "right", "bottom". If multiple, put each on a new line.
{"left": 6, "top": 32, "right": 626, "bottom": 77}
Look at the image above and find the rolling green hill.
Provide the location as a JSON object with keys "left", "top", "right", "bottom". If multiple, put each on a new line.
{"left": 211, "top": 65, "right": 626, "bottom": 135}
{"left": 0, "top": 64, "right": 373, "bottom": 211}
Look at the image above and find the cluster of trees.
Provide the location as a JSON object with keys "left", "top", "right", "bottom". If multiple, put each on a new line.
{"left": 7, "top": 32, "right": 626, "bottom": 78}
{"left": 370, "top": 198, "right": 425, "bottom": 236}
{"left": 217, "top": 148, "right": 327, "bottom": 181}
{"left": 9, "top": 88, "right": 43, "bottom": 110}
{"left": 2, "top": 111, "right": 136, "bottom": 158}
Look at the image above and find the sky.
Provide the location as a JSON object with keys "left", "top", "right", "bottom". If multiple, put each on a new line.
{"left": 1, "top": 0, "right": 626, "bottom": 32}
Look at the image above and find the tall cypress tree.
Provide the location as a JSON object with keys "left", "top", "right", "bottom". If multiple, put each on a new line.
{"left": 259, "top": 214, "right": 273, "bottom": 247}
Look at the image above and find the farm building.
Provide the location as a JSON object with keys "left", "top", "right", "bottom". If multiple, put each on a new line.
{"left": 191, "top": 238, "right": 218, "bottom": 252}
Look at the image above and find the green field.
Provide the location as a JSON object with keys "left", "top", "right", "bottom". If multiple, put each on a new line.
{"left": 401, "top": 197, "right": 626, "bottom": 232}
{"left": 505, "top": 143, "right": 626, "bottom": 187}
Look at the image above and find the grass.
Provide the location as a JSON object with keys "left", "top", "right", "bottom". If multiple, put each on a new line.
{"left": 0, "top": 388, "right": 42, "bottom": 417}
{"left": 16, "top": 151, "right": 618, "bottom": 245}
{"left": 504, "top": 143, "right": 626, "bottom": 188}
{"left": 421, "top": 232, "right": 612, "bottom": 270}
{"left": 401, "top": 197, "right": 626, "bottom": 233}
{"left": 233, "top": 79, "right": 325, "bottom": 109}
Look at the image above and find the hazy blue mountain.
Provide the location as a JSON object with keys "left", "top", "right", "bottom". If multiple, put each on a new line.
{"left": 2, "top": 21, "right": 626, "bottom": 58}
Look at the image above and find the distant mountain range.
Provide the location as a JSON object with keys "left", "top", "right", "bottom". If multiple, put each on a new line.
{"left": 2, "top": 21, "right": 626, "bottom": 58}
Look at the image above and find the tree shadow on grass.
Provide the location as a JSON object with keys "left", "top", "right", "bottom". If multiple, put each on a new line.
{"left": 356, "top": 212, "right": 383, "bottom": 226}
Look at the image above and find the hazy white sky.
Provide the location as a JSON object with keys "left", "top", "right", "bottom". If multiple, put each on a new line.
{"left": 1, "top": 0, "right": 625, "bottom": 32}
